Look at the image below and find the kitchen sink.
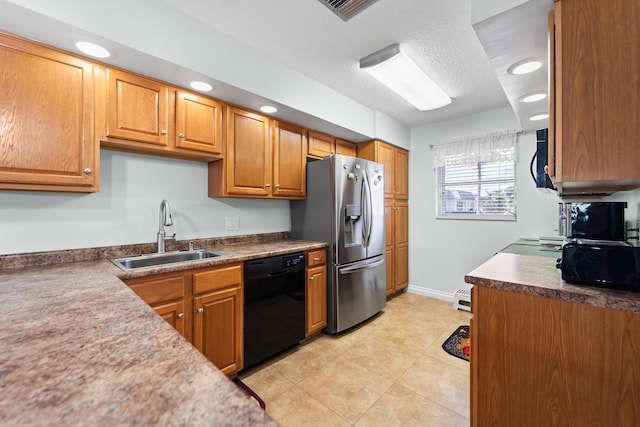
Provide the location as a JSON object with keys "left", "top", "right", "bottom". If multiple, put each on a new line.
{"left": 110, "top": 249, "right": 229, "bottom": 270}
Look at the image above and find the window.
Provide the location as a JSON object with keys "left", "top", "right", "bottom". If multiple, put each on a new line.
{"left": 433, "top": 131, "right": 518, "bottom": 220}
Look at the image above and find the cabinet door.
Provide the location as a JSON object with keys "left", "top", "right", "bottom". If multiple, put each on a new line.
{"left": 385, "top": 247, "right": 394, "bottom": 295}
{"left": 273, "top": 121, "right": 307, "bottom": 198}
{"left": 394, "top": 202, "right": 409, "bottom": 291}
{"left": 153, "top": 300, "right": 186, "bottom": 337}
{"left": 106, "top": 68, "right": 169, "bottom": 146}
{"left": 225, "top": 106, "right": 271, "bottom": 196}
{"left": 554, "top": 0, "right": 640, "bottom": 188}
{"left": 335, "top": 138, "right": 356, "bottom": 157}
{"left": 193, "top": 285, "right": 243, "bottom": 375}
{"left": 175, "top": 90, "right": 222, "bottom": 154}
{"left": 377, "top": 142, "right": 395, "bottom": 199}
{"left": 0, "top": 32, "right": 97, "bottom": 191}
{"left": 308, "top": 130, "right": 334, "bottom": 159}
{"left": 306, "top": 264, "right": 327, "bottom": 336}
{"left": 394, "top": 148, "right": 409, "bottom": 200}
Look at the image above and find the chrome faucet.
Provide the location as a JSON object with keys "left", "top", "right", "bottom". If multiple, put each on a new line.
{"left": 157, "top": 199, "right": 175, "bottom": 253}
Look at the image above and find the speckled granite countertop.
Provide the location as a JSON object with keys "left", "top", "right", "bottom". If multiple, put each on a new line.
{"left": 0, "top": 234, "right": 327, "bottom": 426}
{"left": 465, "top": 252, "right": 640, "bottom": 314}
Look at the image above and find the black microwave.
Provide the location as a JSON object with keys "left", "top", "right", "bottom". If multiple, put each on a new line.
{"left": 559, "top": 201, "right": 627, "bottom": 242}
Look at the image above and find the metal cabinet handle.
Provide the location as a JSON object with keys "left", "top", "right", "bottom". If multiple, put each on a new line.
{"left": 197, "top": 308, "right": 204, "bottom": 314}
{"left": 177, "top": 313, "right": 184, "bottom": 319}
{"left": 265, "top": 183, "right": 271, "bottom": 188}
{"left": 83, "top": 168, "right": 92, "bottom": 175}
{"left": 179, "top": 133, "right": 185, "bottom": 138}
{"left": 161, "top": 130, "right": 167, "bottom": 135}
{"left": 313, "top": 257, "right": 322, "bottom": 261}
{"left": 275, "top": 184, "right": 281, "bottom": 188}
{"left": 310, "top": 276, "right": 314, "bottom": 281}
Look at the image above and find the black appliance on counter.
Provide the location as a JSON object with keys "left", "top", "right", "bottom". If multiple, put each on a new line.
{"left": 557, "top": 201, "right": 640, "bottom": 291}
{"left": 561, "top": 243, "right": 640, "bottom": 292}
{"left": 243, "top": 252, "right": 306, "bottom": 371}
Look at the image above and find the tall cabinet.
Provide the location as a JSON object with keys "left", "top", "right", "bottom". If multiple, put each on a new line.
{"left": 358, "top": 140, "right": 409, "bottom": 295}
{"left": 548, "top": 0, "right": 640, "bottom": 194}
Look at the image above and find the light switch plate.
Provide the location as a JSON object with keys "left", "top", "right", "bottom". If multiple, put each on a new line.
{"left": 225, "top": 217, "right": 239, "bottom": 231}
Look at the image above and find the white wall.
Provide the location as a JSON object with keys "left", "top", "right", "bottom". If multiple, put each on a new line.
{"left": 408, "top": 107, "right": 560, "bottom": 300}
{"left": 0, "top": 150, "right": 290, "bottom": 255}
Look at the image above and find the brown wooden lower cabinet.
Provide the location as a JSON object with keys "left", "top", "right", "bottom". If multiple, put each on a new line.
{"left": 306, "top": 249, "right": 327, "bottom": 336}
{"left": 193, "top": 285, "right": 243, "bottom": 376}
{"left": 471, "top": 285, "right": 640, "bottom": 426}
{"left": 125, "top": 262, "right": 243, "bottom": 376}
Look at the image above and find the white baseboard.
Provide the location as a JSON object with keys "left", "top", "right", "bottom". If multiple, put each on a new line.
{"left": 406, "top": 285, "right": 455, "bottom": 302}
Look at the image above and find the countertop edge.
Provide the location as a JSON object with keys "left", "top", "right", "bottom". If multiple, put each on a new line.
{"left": 464, "top": 252, "right": 640, "bottom": 314}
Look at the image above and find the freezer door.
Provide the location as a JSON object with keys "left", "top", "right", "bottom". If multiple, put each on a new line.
{"left": 332, "top": 255, "right": 386, "bottom": 333}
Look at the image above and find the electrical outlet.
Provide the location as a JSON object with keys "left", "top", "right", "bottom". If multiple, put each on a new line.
{"left": 225, "top": 217, "right": 239, "bottom": 231}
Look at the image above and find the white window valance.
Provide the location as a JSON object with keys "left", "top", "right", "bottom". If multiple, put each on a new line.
{"left": 432, "top": 130, "right": 519, "bottom": 168}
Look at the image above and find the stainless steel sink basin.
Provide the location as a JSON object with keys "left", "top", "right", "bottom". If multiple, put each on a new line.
{"left": 110, "top": 249, "right": 229, "bottom": 270}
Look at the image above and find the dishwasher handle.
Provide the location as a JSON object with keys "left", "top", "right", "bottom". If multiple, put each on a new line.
{"left": 339, "top": 258, "right": 384, "bottom": 274}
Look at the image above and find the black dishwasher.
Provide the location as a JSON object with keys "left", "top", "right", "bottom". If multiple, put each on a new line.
{"left": 243, "top": 252, "right": 306, "bottom": 371}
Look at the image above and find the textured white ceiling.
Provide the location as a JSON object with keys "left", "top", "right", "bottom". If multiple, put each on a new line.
{"left": 165, "top": 0, "right": 511, "bottom": 128}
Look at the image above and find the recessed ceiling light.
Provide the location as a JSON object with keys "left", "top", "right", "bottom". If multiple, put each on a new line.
{"left": 260, "top": 105, "right": 278, "bottom": 114}
{"left": 189, "top": 81, "right": 213, "bottom": 92}
{"left": 508, "top": 60, "right": 542, "bottom": 75}
{"left": 75, "top": 41, "right": 110, "bottom": 58}
{"left": 521, "top": 93, "right": 547, "bottom": 103}
{"left": 530, "top": 113, "right": 549, "bottom": 121}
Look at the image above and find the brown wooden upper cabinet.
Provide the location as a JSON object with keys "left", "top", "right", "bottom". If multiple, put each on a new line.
{"left": 100, "top": 68, "right": 222, "bottom": 161}
{"left": 307, "top": 131, "right": 356, "bottom": 159}
{"left": 548, "top": 0, "right": 640, "bottom": 195}
{"left": 0, "top": 31, "right": 99, "bottom": 192}
{"left": 208, "top": 106, "right": 307, "bottom": 199}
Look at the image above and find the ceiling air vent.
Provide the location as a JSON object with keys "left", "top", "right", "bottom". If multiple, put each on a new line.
{"left": 318, "top": 0, "right": 379, "bottom": 21}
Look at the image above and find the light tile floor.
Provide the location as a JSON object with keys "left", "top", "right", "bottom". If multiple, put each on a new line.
{"left": 239, "top": 292, "right": 472, "bottom": 426}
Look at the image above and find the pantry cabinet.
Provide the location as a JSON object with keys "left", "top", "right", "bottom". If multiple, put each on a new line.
{"left": 306, "top": 249, "right": 327, "bottom": 336}
{"left": 548, "top": 0, "right": 640, "bottom": 194}
{"left": 0, "top": 31, "right": 99, "bottom": 192}
{"left": 208, "top": 108, "right": 307, "bottom": 199}
{"left": 358, "top": 140, "right": 409, "bottom": 294}
{"left": 100, "top": 68, "right": 223, "bottom": 161}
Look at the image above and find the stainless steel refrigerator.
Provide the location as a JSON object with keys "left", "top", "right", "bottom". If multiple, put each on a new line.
{"left": 291, "top": 154, "right": 386, "bottom": 334}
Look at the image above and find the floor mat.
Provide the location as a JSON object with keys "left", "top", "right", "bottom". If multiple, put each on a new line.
{"left": 441, "top": 325, "right": 470, "bottom": 361}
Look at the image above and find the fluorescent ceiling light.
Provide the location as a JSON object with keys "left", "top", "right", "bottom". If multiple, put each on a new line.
{"left": 508, "top": 60, "right": 542, "bottom": 75}
{"left": 260, "top": 105, "right": 278, "bottom": 114}
{"left": 190, "top": 81, "right": 213, "bottom": 92}
{"left": 521, "top": 93, "right": 547, "bottom": 103}
{"left": 75, "top": 41, "right": 110, "bottom": 58}
{"left": 530, "top": 113, "right": 549, "bottom": 121}
{"left": 359, "top": 44, "right": 451, "bottom": 111}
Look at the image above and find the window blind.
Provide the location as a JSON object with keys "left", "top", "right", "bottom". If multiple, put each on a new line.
{"left": 433, "top": 131, "right": 518, "bottom": 220}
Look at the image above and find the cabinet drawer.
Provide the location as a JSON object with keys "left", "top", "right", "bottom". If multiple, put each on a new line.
{"left": 193, "top": 263, "right": 242, "bottom": 294}
{"left": 128, "top": 275, "right": 187, "bottom": 305}
{"left": 307, "top": 249, "right": 327, "bottom": 267}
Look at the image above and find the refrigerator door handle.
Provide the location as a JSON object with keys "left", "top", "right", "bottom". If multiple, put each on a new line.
{"left": 361, "top": 170, "right": 373, "bottom": 248}
{"left": 338, "top": 258, "right": 384, "bottom": 274}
